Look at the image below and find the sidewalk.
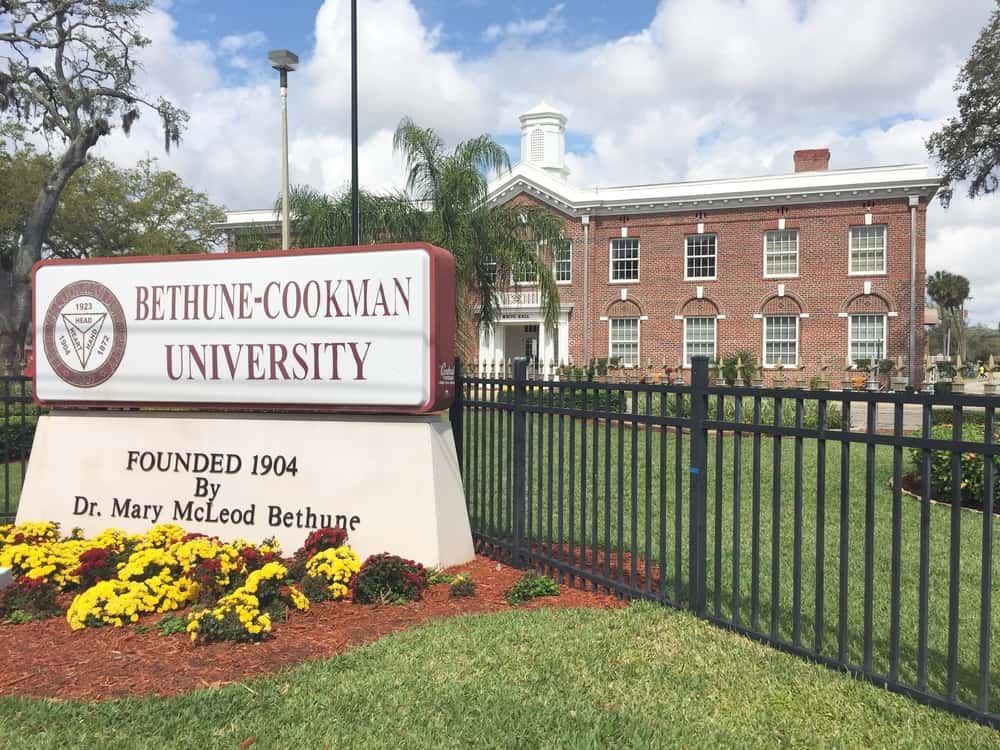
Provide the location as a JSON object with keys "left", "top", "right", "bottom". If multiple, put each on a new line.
{"left": 847, "top": 380, "right": 988, "bottom": 432}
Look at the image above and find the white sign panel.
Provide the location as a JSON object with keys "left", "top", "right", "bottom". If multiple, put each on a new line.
{"left": 17, "top": 411, "right": 474, "bottom": 567}
{"left": 32, "top": 245, "right": 456, "bottom": 412}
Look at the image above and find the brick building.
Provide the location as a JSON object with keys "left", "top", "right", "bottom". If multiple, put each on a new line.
{"left": 222, "top": 103, "right": 941, "bottom": 385}
{"left": 481, "top": 103, "right": 940, "bottom": 384}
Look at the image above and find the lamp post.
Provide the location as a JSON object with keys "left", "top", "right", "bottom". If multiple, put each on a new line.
{"left": 350, "top": 0, "right": 359, "bottom": 245}
{"left": 268, "top": 49, "right": 299, "bottom": 250}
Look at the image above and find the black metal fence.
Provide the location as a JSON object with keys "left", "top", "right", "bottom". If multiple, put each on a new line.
{"left": 450, "top": 355, "right": 1000, "bottom": 729}
{"left": 1, "top": 375, "right": 34, "bottom": 524}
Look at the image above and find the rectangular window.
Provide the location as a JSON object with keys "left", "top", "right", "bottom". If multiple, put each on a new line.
{"left": 764, "top": 315, "right": 799, "bottom": 367}
{"left": 553, "top": 239, "right": 572, "bottom": 282}
{"left": 609, "top": 317, "right": 639, "bottom": 366}
{"left": 684, "top": 316, "right": 716, "bottom": 365}
{"left": 511, "top": 243, "right": 538, "bottom": 285}
{"left": 850, "top": 314, "right": 886, "bottom": 364}
{"left": 483, "top": 254, "right": 497, "bottom": 284}
{"left": 685, "top": 234, "right": 717, "bottom": 280}
{"left": 764, "top": 230, "right": 799, "bottom": 276}
{"left": 849, "top": 226, "right": 886, "bottom": 274}
{"left": 610, "top": 238, "right": 639, "bottom": 282}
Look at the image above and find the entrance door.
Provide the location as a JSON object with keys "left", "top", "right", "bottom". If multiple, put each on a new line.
{"left": 523, "top": 324, "right": 539, "bottom": 362}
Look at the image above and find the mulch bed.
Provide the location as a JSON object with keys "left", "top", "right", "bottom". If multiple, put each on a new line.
{"left": 0, "top": 555, "right": 622, "bottom": 702}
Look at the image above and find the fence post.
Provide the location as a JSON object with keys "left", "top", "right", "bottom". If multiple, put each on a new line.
{"left": 512, "top": 356, "right": 528, "bottom": 568}
{"left": 448, "top": 357, "right": 463, "bottom": 478}
{"left": 689, "top": 355, "right": 709, "bottom": 614}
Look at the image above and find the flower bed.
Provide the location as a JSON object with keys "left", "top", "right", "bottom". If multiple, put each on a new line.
{"left": 0, "top": 521, "right": 368, "bottom": 643}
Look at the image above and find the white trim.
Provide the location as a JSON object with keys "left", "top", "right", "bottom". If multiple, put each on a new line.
{"left": 599, "top": 316, "right": 609, "bottom": 321}
{"left": 639, "top": 315, "right": 649, "bottom": 321}
{"left": 863, "top": 281, "right": 872, "bottom": 295}
{"left": 674, "top": 315, "right": 684, "bottom": 320}
{"left": 778, "top": 283, "right": 785, "bottom": 297}
{"left": 799, "top": 313, "right": 810, "bottom": 318}
{"left": 752, "top": 313, "right": 763, "bottom": 319}
{"left": 684, "top": 233, "right": 718, "bottom": 281}
{"left": 609, "top": 237, "right": 640, "bottom": 283}
{"left": 762, "top": 313, "right": 800, "bottom": 368}
{"left": 697, "top": 222, "right": 705, "bottom": 234}
{"left": 887, "top": 311, "right": 899, "bottom": 317}
{"left": 778, "top": 217, "right": 786, "bottom": 230}
{"left": 696, "top": 286, "right": 704, "bottom": 299}
{"left": 620, "top": 288, "right": 628, "bottom": 300}
{"left": 838, "top": 312, "right": 849, "bottom": 318}
{"left": 763, "top": 228, "right": 800, "bottom": 279}
{"left": 848, "top": 224, "right": 888, "bottom": 277}
{"left": 864, "top": 211, "right": 873, "bottom": 225}
{"left": 682, "top": 315, "right": 717, "bottom": 367}
{"left": 620, "top": 226, "right": 628, "bottom": 238}
{"left": 717, "top": 314, "right": 726, "bottom": 320}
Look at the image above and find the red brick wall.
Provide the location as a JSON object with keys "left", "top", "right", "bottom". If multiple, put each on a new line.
{"left": 495, "top": 194, "right": 927, "bottom": 384}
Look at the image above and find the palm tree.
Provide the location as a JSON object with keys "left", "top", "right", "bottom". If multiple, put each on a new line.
{"left": 391, "top": 117, "right": 563, "bottom": 337}
{"left": 927, "top": 270, "right": 971, "bottom": 358}
{"left": 286, "top": 119, "right": 565, "bottom": 353}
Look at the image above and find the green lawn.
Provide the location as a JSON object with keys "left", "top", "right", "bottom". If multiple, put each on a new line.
{"left": 461, "top": 400, "right": 1000, "bottom": 712}
{"left": 0, "top": 461, "right": 23, "bottom": 518}
{"left": 0, "top": 605, "right": 998, "bottom": 749}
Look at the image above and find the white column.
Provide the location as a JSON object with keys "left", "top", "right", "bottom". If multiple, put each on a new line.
{"left": 558, "top": 316, "right": 570, "bottom": 364}
{"left": 537, "top": 323, "right": 547, "bottom": 367}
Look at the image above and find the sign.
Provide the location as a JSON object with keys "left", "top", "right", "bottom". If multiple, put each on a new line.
{"left": 32, "top": 244, "right": 455, "bottom": 413}
{"left": 18, "top": 411, "right": 474, "bottom": 567}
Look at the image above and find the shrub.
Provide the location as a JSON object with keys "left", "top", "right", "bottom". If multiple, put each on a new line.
{"left": 351, "top": 553, "right": 428, "bottom": 604}
{"left": 449, "top": 574, "right": 476, "bottom": 598}
{"left": 0, "top": 414, "right": 37, "bottom": 460}
{"left": 296, "top": 527, "right": 349, "bottom": 560}
{"left": 288, "top": 527, "right": 349, "bottom": 579}
{"left": 71, "top": 547, "right": 118, "bottom": 589}
{"left": 0, "top": 575, "right": 59, "bottom": 622}
{"left": 909, "top": 423, "right": 1000, "bottom": 512}
{"left": 720, "top": 350, "right": 758, "bottom": 386}
{"left": 186, "top": 562, "right": 309, "bottom": 644}
{"left": 303, "top": 546, "right": 361, "bottom": 601}
{"left": 505, "top": 572, "right": 560, "bottom": 605}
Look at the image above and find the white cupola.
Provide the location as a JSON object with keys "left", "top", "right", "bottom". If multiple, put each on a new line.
{"left": 518, "top": 101, "right": 570, "bottom": 180}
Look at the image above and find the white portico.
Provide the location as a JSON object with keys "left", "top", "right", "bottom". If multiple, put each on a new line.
{"left": 478, "top": 288, "right": 572, "bottom": 370}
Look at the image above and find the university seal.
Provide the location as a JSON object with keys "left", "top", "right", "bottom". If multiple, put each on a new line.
{"left": 42, "top": 280, "right": 127, "bottom": 388}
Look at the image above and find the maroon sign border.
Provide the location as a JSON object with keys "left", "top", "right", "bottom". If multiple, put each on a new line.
{"left": 32, "top": 243, "right": 456, "bottom": 414}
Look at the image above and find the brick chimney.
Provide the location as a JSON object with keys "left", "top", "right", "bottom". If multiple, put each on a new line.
{"left": 793, "top": 148, "right": 830, "bottom": 172}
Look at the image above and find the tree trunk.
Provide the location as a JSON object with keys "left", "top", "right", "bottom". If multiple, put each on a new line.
{"left": 3, "top": 128, "right": 102, "bottom": 368}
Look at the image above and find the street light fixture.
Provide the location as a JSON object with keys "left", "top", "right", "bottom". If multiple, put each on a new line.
{"left": 269, "top": 49, "right": 299, "bottom": 250}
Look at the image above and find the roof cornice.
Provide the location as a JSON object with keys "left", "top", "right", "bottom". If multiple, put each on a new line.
{"left": 487, "top": 162, "right": 942, "bottom": 217}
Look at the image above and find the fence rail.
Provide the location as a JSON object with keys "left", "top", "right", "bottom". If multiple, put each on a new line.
{"left": 451, "top": 355, "right": 1000, "bottom": 729}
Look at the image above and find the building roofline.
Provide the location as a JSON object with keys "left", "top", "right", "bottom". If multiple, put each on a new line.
{"left": 486, "top": 161, "right": 941, "bottom": 216}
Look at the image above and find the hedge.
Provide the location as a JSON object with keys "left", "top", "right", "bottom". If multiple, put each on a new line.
{"left": 0, "top": 414, "right": 36, "bottom": 461}
{"left": 908, "top": 422, "right": 1000, "bottom": 512}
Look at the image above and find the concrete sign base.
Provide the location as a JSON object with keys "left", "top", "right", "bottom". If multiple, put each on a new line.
{"left": 17, "top": 411, "right": 474, "bottom": 568}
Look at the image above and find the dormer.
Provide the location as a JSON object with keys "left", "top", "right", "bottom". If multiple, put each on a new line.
{"left": 518, "top": 102, "right": 570, "bottom": 180}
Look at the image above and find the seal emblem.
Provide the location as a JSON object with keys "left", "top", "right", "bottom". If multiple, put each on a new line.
{"left": 42, "top": 280, "right": 127, "bottom": 388}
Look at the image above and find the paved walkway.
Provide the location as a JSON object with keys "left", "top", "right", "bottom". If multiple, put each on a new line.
{"left": 847, "top": 380, "right": 989, "bottom": 432}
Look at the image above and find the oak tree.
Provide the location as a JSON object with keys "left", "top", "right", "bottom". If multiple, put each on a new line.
{"left": 0, "top": 0, "right": 188, "bottom": 368}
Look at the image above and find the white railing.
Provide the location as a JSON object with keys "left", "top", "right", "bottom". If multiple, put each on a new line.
{"left": 500, "top": 288, "right": 541, "bottom": 307}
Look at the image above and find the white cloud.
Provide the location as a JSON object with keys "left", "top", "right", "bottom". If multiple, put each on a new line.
{"left": 483, "top": 4, "right": 566, "bottom": 42}
{"left": 218, "top": 31, "right": 267, "bottom": 55}
{"left": 85, "top": 0, "right": 1000, "bottom": 322}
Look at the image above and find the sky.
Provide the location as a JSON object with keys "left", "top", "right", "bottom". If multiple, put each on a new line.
{"left": 83, "top": 0, "right": 1000, "bottom": 323}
